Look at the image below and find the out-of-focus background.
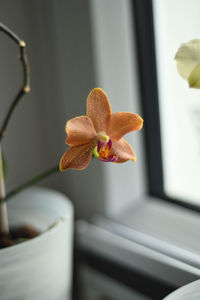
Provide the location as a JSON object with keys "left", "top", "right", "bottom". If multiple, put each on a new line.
{"left": 0, "top": 0, "right": 145, "bottom": 221}
{"left": 1, "top": 0, "right": 200, "bottom": 299}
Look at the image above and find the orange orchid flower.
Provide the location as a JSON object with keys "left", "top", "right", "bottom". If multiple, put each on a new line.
{"left": 60, "top": 88, "right": 143, "bottom": 170}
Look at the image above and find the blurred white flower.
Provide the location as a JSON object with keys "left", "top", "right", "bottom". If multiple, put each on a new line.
{"left": 175, "top": 39, "right": 200, "bottom": 89}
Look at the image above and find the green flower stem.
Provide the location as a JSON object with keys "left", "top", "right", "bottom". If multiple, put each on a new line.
{"left": 0, "top": 145, "right": 9, "bottom": 233}
{"left": 6, "top": 165, "right": 59, "bottom": 201}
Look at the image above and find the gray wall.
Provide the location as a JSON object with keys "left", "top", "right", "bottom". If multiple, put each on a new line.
{"left": 0, "top": 0, "right": 146, "bottom": 219}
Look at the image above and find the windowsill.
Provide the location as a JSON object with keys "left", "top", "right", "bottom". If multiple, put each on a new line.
{"left": 80, "top": 266, "right": 150, "bottom": 300}
{"left": 76, "top": 197, "right": 200, "bottom": 288}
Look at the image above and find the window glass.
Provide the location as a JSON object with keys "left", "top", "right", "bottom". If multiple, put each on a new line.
{"left": 153, "top": 0, "right": 200, "bottom": 205}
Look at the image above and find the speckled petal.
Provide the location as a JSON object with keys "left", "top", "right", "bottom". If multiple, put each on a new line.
{"left": 86, "top": 88, "right": 112, "bottom": 132}
{"left": 111, "top": 139, "right": 136, "bottom": 163}
{"left": 108, "top": 112, "right": 143, "bottom": 140}
{"left": 60, "top": 142, "right": 96, "bottom": 171}
{"left": 66, "top": 116, "right": 96, "bottom": 146}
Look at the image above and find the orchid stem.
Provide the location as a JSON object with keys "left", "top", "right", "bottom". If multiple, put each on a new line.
{"left": 0, "top": 23, "right": 30, "bottom": 234}
{"left": 0, "top": 146, "right": 9, "bottom": 233}
{"left": 6, "top": 165, "right": 59, "bottom": 201}
{"left": 0, "top": 23, "right": 30, "bottom": 143}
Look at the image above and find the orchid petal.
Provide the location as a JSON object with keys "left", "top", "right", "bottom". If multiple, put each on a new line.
{"left": 66, "top": 116, "right": 96, "bottom": 146}
{"left": 175, "top": 39, "right": 200, "bottom": 81}
{"left": 60, "top": 142, "right": 95, "bottom": 171}
{"left": 188, "top": 63, "right": 200, "bottom": 89}
{"left": 87, "top": 88, "right": 112, "bottom": 132}
{"left": 108, "top": 112, "right": 143, "bottom": 140}
{"left": 111, "top": 139, "right": 136, "bottom": 163}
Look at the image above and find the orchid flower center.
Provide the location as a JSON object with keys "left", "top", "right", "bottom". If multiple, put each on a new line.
{"left": 96, "top": 132, "right": 111, "bottom": 153}
{"left": 96, "top": 132, "right": 109, "bottom": 143}
{"left": 95, "top": 132, "right": 118, "bottom": 162}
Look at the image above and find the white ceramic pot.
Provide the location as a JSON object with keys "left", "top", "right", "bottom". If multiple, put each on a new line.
{"left": 164, "top": 279, "right": 200, "bottom": 300}
{"left": 0, "top": 186, "right": 73, "bottom": 300}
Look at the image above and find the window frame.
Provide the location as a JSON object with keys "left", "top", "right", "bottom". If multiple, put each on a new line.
{"left": 133, "top": 0, "right": 200, "bottom": 213}
{"left": 133, "top": 0, "right": 164, "bottom": 199}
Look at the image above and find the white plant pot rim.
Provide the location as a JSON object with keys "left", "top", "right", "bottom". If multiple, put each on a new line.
{"left": 1, "top": 186, "right": 73, "bottom": 253}
{"left": 164, "top": 279, "right": 200, "bottom": 300}
{"left": 0, "top": 186, "right": 73, "bottom": 300}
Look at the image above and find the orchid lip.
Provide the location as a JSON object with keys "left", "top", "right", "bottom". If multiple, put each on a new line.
{"left": 99, "top": 155, "right": 118, "bottom": 162}
{"left": 97, "top": 137, "right": 117, "bottom": 162}
{"left": 97, "top": 138, "right": 112, "bottom": 152}
{"left": 107, "top": 139, "right": 112, "bottom": 150}
{"left": 97, "top": 141, "right": 105, "bottom": 152}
